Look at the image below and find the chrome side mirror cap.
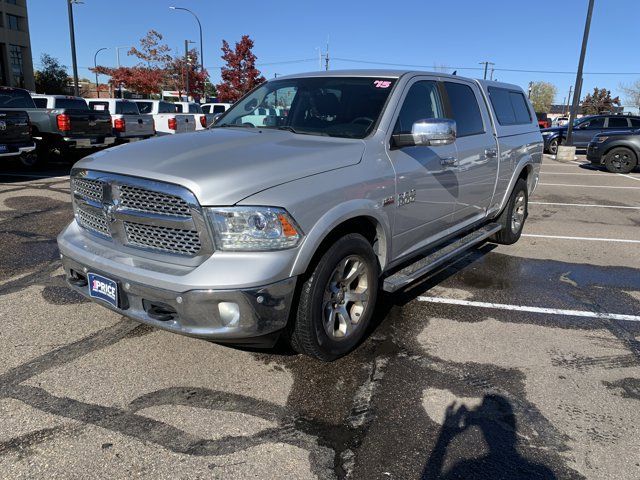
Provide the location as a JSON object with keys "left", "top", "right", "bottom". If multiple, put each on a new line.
{"left": 393, "top": 118, "right": 457, "bottom": 147}
{"left": 212, "top": 113, "right": 223, "bottom": 125}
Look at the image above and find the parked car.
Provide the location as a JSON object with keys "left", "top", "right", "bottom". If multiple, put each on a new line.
{"left": 536, "top": 112, "right": 551, "bottom": 129}
{"left": 0, "top": 101, "right": 36, "bottom": 166}
{"left": 202, "top": 102, "right": 232, "bottom": 115}
{"left": 174, "top": 102, "right": 216, "bottom": 130}
{"left": 132, "top": 100, "right": 195, "bottom": 135}
{"left": 541, "top": 114, "right": 640, "bottom": 154}
{"left": 587, "top": 129, "right": 640, "bottom": 173}
{"left": 58, "top": 70, "right": 542, "bottom": 361}
{"left": 553, "top": 116, "right": 569, "bottom": 127}
{"left": 86, "top": 98, "right": 155, "bottom": 143}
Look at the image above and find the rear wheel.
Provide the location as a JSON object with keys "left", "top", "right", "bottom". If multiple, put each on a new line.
{"left": 604, "top": 147, "right": 637, "bottom": 174}
{"left": 289, "top": 234, "right": 378, "bottom": 361}
{"left": 491, "top": 178, "right": 528, "bottom": 245}
{"left": 19, "top": 151, "right": 41, "bottom": 168}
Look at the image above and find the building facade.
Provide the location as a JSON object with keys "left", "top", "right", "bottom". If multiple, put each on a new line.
{"left": 0, "top": 0, "right": 34, "bottom": 90}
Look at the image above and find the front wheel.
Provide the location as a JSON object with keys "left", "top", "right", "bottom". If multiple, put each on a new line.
{"left": 288, "top": 233, "right": 379, "bottom": 361}
{"left": 548, "top": 137, "right": 562, "bottom": 155}
{"left": 491, "top": 178, "right": 528, "bottom": 245}
{"left": 604, "top": 147, "right": 637, "bottom": 174}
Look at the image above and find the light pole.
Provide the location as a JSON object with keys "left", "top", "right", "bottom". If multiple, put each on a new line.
{"left": 66, "top": 0, "right": 81, "bottom": 96}
{"left": 114, "top": 46, "right": 132, "bottom": 98}
{"left": 566, "top": 0, "right": 595, "bottom": 147}
{"left": 184, "top": 40, "right": 195, "bottom": 100}
{"left": 93, "top": 47, "right": 107, "bottom": 98}
{"left": 170, "top": 6, "right": 203, "bottom": 72}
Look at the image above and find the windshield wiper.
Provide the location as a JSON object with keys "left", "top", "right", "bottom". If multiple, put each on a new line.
{"left": 212, "top": 123, "right": 254, "bottom": 129}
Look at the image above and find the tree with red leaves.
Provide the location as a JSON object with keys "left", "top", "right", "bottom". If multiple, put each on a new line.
{"left": 216, "top": 35, "right": 266, "bottom": 103}
{"left": 164, "top": 48, "right": 209, "bottom": 101}
{"left": 92, "top": 66, "right": 166, "bottom": 96}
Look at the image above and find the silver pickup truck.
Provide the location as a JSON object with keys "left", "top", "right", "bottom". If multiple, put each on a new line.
{"left": 58, "top": 70, "right": 542, "bottom": 361}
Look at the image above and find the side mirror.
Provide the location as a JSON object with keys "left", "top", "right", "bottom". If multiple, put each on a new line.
{"left": 211, "top": 113, "right": 223, "bottom": 125}
{"left": 393, "top": 118, "right": 457, "bottom": 148}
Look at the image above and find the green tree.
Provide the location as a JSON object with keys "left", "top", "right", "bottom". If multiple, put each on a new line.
{"left": 581, "top": 87, "right": 621, "bottom": 115}
{"left": 34, "top": 54, "right": 69, "bottom": 94}
{"left": 529, "top": 81, "right": 557, "bottom": 113}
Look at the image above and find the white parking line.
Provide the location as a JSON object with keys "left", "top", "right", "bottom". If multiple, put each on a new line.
{"left": 522, "top": 234, "right": 640, "bottom": 244}
{"left": 619, "top": 173, "right": 640, "bottom": 183}
{"left": 417, "top": 296, "right": 640, "bottom": 322}
{"left": 530, "top": 201, "right": 640, "bottom": 210}
{"left": 539, "top": 183, "right": 640, "bottom": 189}
{"left": 540, "top": 172, "right": 618, "bottom": 176}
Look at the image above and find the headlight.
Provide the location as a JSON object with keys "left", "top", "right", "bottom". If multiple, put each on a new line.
{"left": 206, "top": 206, "right": 302, "bottom": 251}
{"left": 596, "top": 136, "right": 609, "bottom": 143}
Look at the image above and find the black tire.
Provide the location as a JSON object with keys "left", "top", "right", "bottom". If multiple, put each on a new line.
{"left": 604, "top": 147, "right": 637, "bottom": 174}
{"left": 19, "top": 151, "right": 42, "bottom": 168}
{"left": 491, "top": 178, "right": 528, "bottom": 245}
{"left": 548, "top": 137, "right": 561, "bottom": 155}
{"left": 289, "top": 233, "right": 379, "bottom": 361}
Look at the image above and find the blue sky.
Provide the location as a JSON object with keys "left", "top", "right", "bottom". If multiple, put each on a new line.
{"left": 27, "top": 0, "right": 640, "bottom": 108}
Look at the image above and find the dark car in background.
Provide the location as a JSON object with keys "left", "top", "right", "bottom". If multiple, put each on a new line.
{"left": 0, "top": 108, "right": 35, "bottom": 166}
{"left": 587, "top": 129, "right": 640, "bottom": 173}
{"left": 541, "top": 114, "right": 640, "bottom": 154}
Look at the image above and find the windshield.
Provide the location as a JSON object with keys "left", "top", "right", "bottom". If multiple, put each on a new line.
{"left": 215, "top": 76, "right": 397, "bottom": 139}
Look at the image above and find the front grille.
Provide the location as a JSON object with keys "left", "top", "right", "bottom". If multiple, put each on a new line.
{"left": 119, "top": 184, "right": 191, "bottom": 217}
{"left": 76, "top": 205, "right": 111, "bottom": 237}
{"left": 71, "top": 170, "right": 208, "bottom": 258}
{"left": 124, "top": 222, "right": 201, "bottom": 256}
{"left": 73, "top": 178, "right": 104, "bottom": 202}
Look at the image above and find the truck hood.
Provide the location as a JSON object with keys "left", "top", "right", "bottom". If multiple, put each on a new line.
{"left": 76, "top": 128, "right": 366, "bottom": 205}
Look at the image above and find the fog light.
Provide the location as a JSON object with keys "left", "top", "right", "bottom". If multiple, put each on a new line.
{"left": 218, "top": 302, "right": 240, "bottom": 327}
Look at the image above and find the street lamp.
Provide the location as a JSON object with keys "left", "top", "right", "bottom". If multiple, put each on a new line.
{"left": 66, "top": 0, "right": 82, "bottom": 96}
{"left": 93, "top": 47, "right": 107, "bottom": 98}
{"left": 170, "top": 6, "right": 203, "bottom": 72}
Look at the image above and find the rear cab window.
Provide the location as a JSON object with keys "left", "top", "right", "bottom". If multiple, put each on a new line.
{"left": 488, "top": 87, "right": 531, "bottom": 125}
{"left": 116, "top": 101, "right": 140, "bottom": 115}
{"left": 159, "top": 102, "right": 176, "bottom": 114}
{"left": 213, "top": 105, "right": 226, "bottom": 114}
{"left": 0, "top": 88, "right": 36, "bottom": 108}
{"left": 88, "top": 101, "right": 110, "bottom": 113}
{"left": 54, "top": 98, "right": 88, "bottom": 110}
{"left": 33, "top": 97, "right": 48, "bottom": 109}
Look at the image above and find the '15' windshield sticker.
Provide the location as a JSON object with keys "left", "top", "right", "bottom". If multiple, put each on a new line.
{"left": 373, "top": 80, "right": 392, "bottom": 89}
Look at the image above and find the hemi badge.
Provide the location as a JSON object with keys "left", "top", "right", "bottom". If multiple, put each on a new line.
{"left": 383, "top": 196, "right": 395, "bottom": 207}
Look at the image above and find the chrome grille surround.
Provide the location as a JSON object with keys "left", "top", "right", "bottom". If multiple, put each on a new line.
{"left": 70, "top": 169, "right": 212, "bottom": 261}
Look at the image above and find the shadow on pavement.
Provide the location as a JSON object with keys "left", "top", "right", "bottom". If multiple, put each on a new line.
{"left": 422, "top": 394, "right": 556, "bottom": 480}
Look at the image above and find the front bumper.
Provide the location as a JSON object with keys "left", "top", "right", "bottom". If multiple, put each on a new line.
{"left": 61, "top": 254, "right": 296, "bottom": 343}
{"left": 62, "top": 136, "right": 116, "bottom": 149}
{"left": 586, "top": 143, "right": 603, "bottom": 163}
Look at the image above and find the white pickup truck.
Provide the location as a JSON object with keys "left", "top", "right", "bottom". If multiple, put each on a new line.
{"left": 201, "top": 103, "right": 232, "bottom": 115}
{"left": 132, "top": 100, "right": 195, "bottom": 136}
{"left": 86, "top": 98, "right": 155, "bottom": 143}
{"left": 174, "top": 102, "right": 216, "bottom": 130}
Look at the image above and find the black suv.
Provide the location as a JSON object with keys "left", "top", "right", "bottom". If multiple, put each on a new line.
{"left": 541, "top": 114, "right": 640, "bottom": 154}
{"left": 587, "top": 129, "right": 640, "bottom": 173}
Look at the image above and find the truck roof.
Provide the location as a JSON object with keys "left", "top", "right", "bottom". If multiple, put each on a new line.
{"left": 274, "top": 69, "right": 524, "bottom": 93}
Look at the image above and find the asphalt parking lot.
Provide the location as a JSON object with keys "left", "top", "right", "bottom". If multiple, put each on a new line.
{"left": 1, "top": 154, "right": 639, "bottom": 479}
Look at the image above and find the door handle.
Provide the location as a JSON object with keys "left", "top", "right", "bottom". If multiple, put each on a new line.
{"left": 484, "top": 148, "right": 498, "bottom": 158}
{"left": 440, "top": 156, "right": 457, "bottom": 167}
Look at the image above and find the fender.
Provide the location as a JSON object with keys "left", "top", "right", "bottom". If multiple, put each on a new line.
{"left": 290, "top": 199, "right": 392, "bottom": 277}
{"left": 491, "top": 154, "right": 539, "bottom": 218}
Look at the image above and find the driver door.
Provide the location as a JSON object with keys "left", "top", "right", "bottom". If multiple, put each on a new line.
{"left": 573, "top": 117, "right": 605, "bottom": 147}
{"left": 386, "top": 78, "right": 458, "bottom": 260}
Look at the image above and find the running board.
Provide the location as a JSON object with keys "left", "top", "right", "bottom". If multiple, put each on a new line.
{"left": 382, "top": 223, "right": 502, "bottom": 293}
